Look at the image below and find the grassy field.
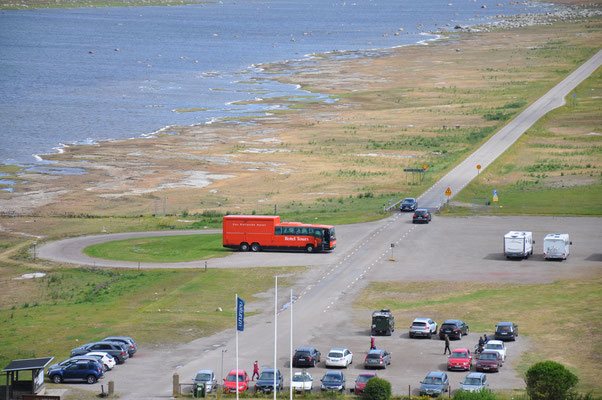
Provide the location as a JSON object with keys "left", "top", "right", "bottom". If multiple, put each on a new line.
{"left": 0, "top": 0, "right": 207, "bottom": 10}
{"left": 83, "top": 234, "right": 228, "bottom": 262}
{"left": 447, "top": 64, "right": 602, "bottom": 216}
{"left": 0, "top": 265, "right": 303, "bottom": 372}
{"left": 355, "top": 278, "right": 602, "bottom": 395}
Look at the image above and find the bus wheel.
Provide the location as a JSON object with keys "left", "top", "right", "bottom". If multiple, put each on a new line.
{"left": 251, "top": 243, "right": 261, "bottom": 252}
{"left": 305, "top": 244, "right": 315, "bottom": 253}
{"left": 240, "top": 242, "right": 250, "bottom": 251}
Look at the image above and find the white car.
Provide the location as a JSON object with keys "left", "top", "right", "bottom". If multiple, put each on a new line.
{"left": 291, "top": 371, "right": 313, "bottom": 392}
{"left": 85, "top": 352, "right": 116, "bottom": 370}
{"left": 409, "top": 318, "right": 438, "bottom": 338}
{"left": 483, "top": 340, "right": 506, "bottom": 362}
{"left": 325, "top": 348, "right": 353, "bottom": 368}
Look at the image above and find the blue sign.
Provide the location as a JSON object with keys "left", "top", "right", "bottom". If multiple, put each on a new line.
{"left": 236, "top": 297, "right": 245, "bottom": 331}
{"left": 493, "top": 189, "right": 498, "bottom": 197}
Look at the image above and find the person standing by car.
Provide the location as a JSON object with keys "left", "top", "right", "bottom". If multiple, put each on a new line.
{"left": 483, "top": 334, "right": 489, "bottom": 343}
{"left": 478, "top": 336, "right": 485, "bottom": 353}
{"left": 252, "top": 361, "right": 259, "bottom": 381}
{"left": 370, "top": 336, "right": 375, "bottom": 350}
{"left": 444, "top": 334, "right": 451, "bottom": 355}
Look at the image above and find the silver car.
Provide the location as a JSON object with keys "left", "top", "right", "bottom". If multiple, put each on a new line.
{"left": 460, "top": 372, "right": 488, "bottom": 392}
{"left": 193, "top": 369, "right": 217, "bottom": 393}
{"left": 409, "top": 318, "right": 438, "bottom": 338}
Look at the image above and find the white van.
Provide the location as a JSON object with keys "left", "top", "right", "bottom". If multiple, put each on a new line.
{"left": 503, "top": 231, "right": 534, "bottom": 259}
{"left": 543, "top": 233, "right": 571, "bottom": 260}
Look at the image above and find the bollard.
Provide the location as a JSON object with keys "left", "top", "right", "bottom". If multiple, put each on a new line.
{"left": 173, "top": 373, "right": 180, "bottom": 396}
{"left": 108, "top": 381, "right": 114, "bottom": 396}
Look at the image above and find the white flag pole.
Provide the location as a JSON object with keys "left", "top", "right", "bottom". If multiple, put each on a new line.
{"left": 274, "top": 276, "right": 278, "bottom": 400}
{"left": 236, "top": 293, "right": 239, "bottom": 400}
{"left": 289, "top": 288, "right": 293, "bottom": 400}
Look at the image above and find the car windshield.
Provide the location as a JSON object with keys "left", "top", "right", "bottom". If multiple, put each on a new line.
{"left": 293, "top": 374, "right": 310, "bottom": 382}
{"left": 487, "top": 344, "right": 503, "bottom": 350}
{"left": 323, "top": 374, "right": 341, "bottom": 383}
{"left": 403, "top": 199, "right": 414, "bottom": 204}
{"left": 225, "top": 374, "right": 245, "bottom": 382}
{"left": 328, "top": 352, "right": 343, "bottom": 358}
{"left": 195, "top": 373, "right": 211, "bottom": 381}
{"left": 424, "top": 377, "right": 442, "bottom": 384}
{"left": 452, "top": 352, "right": 468, "bottom": 358}
{"left": 480, "top": 353, "right": 497, "bottom": 360}
{"left": 259, "top": 372, "right": 274, "bottom": 380}
{"left": 357, "top": 375, "right": 374, "bottom": 383}
{"left": 463, "top": 377, "right": 481, "bottom": 385}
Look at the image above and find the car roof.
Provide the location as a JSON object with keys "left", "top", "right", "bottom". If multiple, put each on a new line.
{"left": 442, "top": 319, "right": 461, "bottom": 324}
{"left": 358, "top": 372, "right": 377, "bottom": 376}
{"left": 260, "top": 368, "right": 280, "bottom": 373}
{"left": 486, "top": 340, "right": 504, "bottom": 345}
{"left": 403, "top": 198, "right": 416, "bottom": 201}
{"left": 479, "top": 350, "right": 499, "bottom": 356}
{"left": 466, "top": 372, "right": 485, "bottom": 378}
{"left": 324, "top": 370, "right": 343, "bottom": 376}
{"left": 412, "top": 317, "right": 432, "bottom": 322}
{"left": 196, "top": 369, "right": 214, "bottom": 375}
{"left": 426, "top": 371, "right": 446, "bottom": 378}
{"left": 415, "top": 208, "right": 429, "bottom": 212}
{"left": 328, "top": 348, "right": 347, "bottom": 352}
{"left": 452, "top": 348, "right": 469, "bottom": 353}
{"left": 296, "top": 346, "right": 316, "bottom": 352}
{"left": 496, "top": 321, "right": 514, "bottom": 326}
{"left": 228, "top": 369, "right": 247, "bottom": 374}
{"left": 367, "top": 349, "right": 386, "bottom": 354}
{"left": 293, "top": 371, "right": 311, "bottom": 376}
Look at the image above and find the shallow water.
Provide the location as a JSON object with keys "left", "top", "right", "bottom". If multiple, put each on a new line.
{"left": 0, "top": 0, "right": 547, "bottom": 171}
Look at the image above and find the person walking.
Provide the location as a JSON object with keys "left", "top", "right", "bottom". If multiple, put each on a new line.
{"left": 252, "top": 360, "right": 259, "bottom": 381}
{"left": 483, "top": 333, "right": 489, "bottom": 343}
{"left": 443, "top": 333, "right": 451, "bottom": 355}
{"left": 370, "top": 336, "right": 376, "bottom": 350}
{"left": 478, "top": 335, "right": 485, "bottom": 354}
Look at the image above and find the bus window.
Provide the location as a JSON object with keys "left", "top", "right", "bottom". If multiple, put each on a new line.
{"left": 293, "top": 227, "right": 302, "bottom": 235}
{"left": 300, "top": 227, "right": 308, "bottom": 235}
{"left": 275, "top": 226, "right": 282, "bottom": 235}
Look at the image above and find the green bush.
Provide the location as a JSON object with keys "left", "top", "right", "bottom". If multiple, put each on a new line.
{"left": 362, "top": 377, "right": 391, "bottom": 400}
{"left": 525, "top": 360, "right": 578, "bottom": 400}
{"left": 452, "top": 389, "right": 499, "bottom": 400}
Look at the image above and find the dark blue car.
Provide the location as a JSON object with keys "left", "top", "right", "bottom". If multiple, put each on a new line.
{"left": 255, "top": 369, "right": 283, "bottom": 393}
{"left": 321, "top": 370, "right": 345, "bottom": 392}
{"left": 48, "top": 360, "right": 104, "bottom": 384}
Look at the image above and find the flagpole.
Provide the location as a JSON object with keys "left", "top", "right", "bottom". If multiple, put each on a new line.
{"left": 289, "top": 288, "right": 293, "bottom": 400}
{"left": 274, "top": 276, "right": 277, "bottom": 400}
{"left": 236, "top": 293, "right": 239, "bottom": 400}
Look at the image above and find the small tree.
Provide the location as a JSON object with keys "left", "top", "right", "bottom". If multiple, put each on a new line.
{"left": 362, "top": 377, "right": 391, "bottom": 400}
{"left": 525, "top": 360, "right": 578, "bottom": 400}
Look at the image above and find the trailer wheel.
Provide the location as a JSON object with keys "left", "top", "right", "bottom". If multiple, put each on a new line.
{"left": 240, "top": 242, "right": 250, "bottom": 252}
{"left": 251, "top": 243, "right": 261, "bottom": 252}
{"left": 305, "top": 244, "right": 315, "bottom": 253}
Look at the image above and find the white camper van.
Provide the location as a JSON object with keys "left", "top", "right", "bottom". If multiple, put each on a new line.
{"left": 543, "top": 233, "right": 571, "bottom": 260}
{"left": 503, "top": 231, "right": 534, "bottom": 259}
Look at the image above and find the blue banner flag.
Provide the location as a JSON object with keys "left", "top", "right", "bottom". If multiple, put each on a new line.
{"left": 236, "top": 297, "right": 245, "bottom": 331}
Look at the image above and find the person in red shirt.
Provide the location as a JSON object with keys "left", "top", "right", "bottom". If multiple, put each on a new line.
{"left": 252, "top": 361, "right": 259, "bottom": 381}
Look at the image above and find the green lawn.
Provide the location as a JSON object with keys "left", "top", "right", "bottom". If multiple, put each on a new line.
{"left": 83, "top": 234, "right": 228, "bottom": 262}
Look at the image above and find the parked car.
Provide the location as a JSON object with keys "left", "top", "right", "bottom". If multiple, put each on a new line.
{"left": 400, "top": 198, "right": 418, "bottom": 212}
{"left": 476, "top": 351, "right": 503, "bottom": 372}
{"left": 255, "top": 369, "right": 283, "bottom": 393}
{"left": 439, "top": 319, "right": 469, "bottom": 340}
{"left": 353, "top": 372, "right": 376, "bottom": 394}
{"left": 409, "top": 318, "right": 438, "bottom": 338}
{"left": 371, "top": 308, "right": 395, "bottom": 336}
{"left": 320, "top": 370, "right": 345, "bottom": 392}
{"left": 483, "top": 340, "right": 506, "bottom": 362}
{"left": 193, "top": 369, "right": 217, "bottom": 393}
{"left": 413, "top": 209, "right": 432, "bottom": 224}
{"left": 223, "top": 369, "right": 249, "bottom": 393}
{"left": 325, "top": 348, "right": 353, "bottom": 368}
{"left": 419, "top": 371, "right": 449, "bottom": 397}
{"left": 460, "top": 372, "right": 489, "bottom": 392}
{"left": 291, "top": 371, "right": 313, "bottom": 392}
{"left": 70, "top": 341, "right": 129, "bottom": 364}
{"left": 103, "top": 336, "right": 137, "bottom": 357}
{"left": 85, "top": 352, "right": 116, "bottom": 371}
{"left": 364, "top": 349, "right": 391, "bottom": 369}
{"left": 494, "top": 322, "right": 518, "bottom": 341}
{"left": 447, "top": 348, "right": 473, "bottom": 371}
{"left": 293, "top": 347, "right": 321, "bottom": 367}
{"left": 47, "top": 360, "right": 104, "bottom": 384}
{"left": 47, "top": 357, "right": 104, "bottom": 375}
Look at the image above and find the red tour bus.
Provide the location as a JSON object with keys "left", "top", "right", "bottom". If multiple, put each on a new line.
{"left": 222, "top": 215, "right": 336, "bottom": 253}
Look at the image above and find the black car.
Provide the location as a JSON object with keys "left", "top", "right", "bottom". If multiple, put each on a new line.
{"left": 320, "top": 370, "right": 345, "bottom": 392}
{"left": 293, "top": 347, "right": 321, "bottom": 367}
{"left": 413, "top": 209, "right": 432, "bottom": 224}
{"left": 439, "top": 319, "right": 469, "bottom": 340}
{"left": 103, "top": 336, "right": 137, "bottom": 357}
{"left": 400, "top": 198, "right": 418, "bottom": 212}
{"left": 494, "top": 322, "right": 518, "bottom": 341}
{"left": 70, "top": 341, "right": 129, "bottom": 364}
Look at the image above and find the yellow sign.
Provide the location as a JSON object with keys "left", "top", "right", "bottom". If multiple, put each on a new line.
{"left": 422, "top": 164, "right": 428, "bottom": 170}
{"left": 477, "top": 164, "right": 481, "bottom": 170}
{"left": 493, "top": 196, "right": 499, "bottom": 202}
{"left": 445, "top": 187, "right": 452, "bottom": 196}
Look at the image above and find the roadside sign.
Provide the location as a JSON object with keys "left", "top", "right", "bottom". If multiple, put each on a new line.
{"left": 476, "top": 164, "right": 481, "bottom": 170}
{"left": 445, "top": 187, "right": 452, "bottom": 196}
{"left": 493, "top": 189, "right": 499, "bottom": 202}
{"left": 422, "top": 164, "right": 428, "bottom": 170}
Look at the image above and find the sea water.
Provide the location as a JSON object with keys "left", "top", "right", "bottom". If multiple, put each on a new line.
{"left": 0, "top": 0, "right": 548, "bottom": 172}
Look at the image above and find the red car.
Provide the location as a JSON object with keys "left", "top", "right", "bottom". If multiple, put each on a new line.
{"left": 223, "top": 369, "right": 249, "bottom": 393}
{"left": 476, "top": 351, "right": 503, "bottom": 372}
{"left": 354, "top": 372, "right": 377, "bottom": 394}
{"left": 447, "top": 348, "right": 472, "bottom": 371}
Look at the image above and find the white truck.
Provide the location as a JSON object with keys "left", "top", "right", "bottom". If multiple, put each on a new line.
{"left": 543, "top": 233, "right": 571, "bottom": 260}
{"left": 503, "top": 231, "right": 534, "bottom": 259}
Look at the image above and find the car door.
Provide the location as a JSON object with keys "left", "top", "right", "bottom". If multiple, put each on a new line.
{"left": 62, "top": 363, "right": 80, "bottom": 381}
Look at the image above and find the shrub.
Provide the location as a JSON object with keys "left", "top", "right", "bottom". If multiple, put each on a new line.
{"left": 362, "top": 377, "right": 391, "bottom": 400}
{"left": 452, "top": 389, "right": 499, "bottom": 399}
{"left": 525, "top": 360, "right": 578, "bottom": 400}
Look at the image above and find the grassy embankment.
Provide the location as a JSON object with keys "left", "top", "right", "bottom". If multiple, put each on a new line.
{"left": 355, "top": 279, "right": 602, "bottom": 396}
{"left": 443, "top": 47, "right": 602, "bottom": 216}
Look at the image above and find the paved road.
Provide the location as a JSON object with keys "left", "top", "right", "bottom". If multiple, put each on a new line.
{"left": 37, "top": 51, "right": 602, "bottom": 398}
{"left": 419, "top": 49, "right": 602, "bottom": 210}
